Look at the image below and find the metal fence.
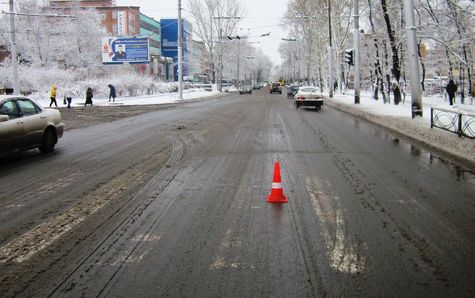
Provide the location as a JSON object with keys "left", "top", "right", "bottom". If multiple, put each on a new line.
{"left": 431, "top": 107, "right": 475, "bottom": 139}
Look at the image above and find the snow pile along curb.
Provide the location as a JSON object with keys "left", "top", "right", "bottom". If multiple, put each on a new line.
{"left": 326, "top": 99, "right": 475, "bottom": 169}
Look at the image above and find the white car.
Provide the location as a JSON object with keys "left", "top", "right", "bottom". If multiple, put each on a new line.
{"left": 0, "top": 95, "right": 64, "bottom": 156}
{"left": 294, "top": 86, "right": 325, "bottom": 110}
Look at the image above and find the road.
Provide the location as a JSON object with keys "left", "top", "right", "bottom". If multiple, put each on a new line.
{"left": 0, "top": 90, "right": 474, "bottom": 297}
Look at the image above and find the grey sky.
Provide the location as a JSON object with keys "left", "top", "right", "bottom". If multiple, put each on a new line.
{"left": 116, "top": 0, "right": 290, "bottom": 62}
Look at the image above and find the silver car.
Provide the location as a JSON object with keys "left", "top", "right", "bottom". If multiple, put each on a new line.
{"left": 0, "top": 95, "right": 64, "bottom": 156}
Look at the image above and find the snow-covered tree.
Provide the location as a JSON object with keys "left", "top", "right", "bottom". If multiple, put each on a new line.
{"left": 187, "top": 0, "right": 245, "bottom": 82}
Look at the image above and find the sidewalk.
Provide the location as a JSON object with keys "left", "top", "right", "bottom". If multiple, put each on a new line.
{"left": 327, "top": 91, "right": 475, "bottom": 170}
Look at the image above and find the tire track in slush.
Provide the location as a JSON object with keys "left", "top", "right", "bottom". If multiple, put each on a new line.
{"left": 49, "top": 135, "right": 189, "bottom": 297}
{"left": 300, "top": 113, "right": 451, "bottom": 287}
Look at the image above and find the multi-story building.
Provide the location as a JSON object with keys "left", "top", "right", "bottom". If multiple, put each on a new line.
{"left": 50, "top": 0, "right": 140, "bottom": 37}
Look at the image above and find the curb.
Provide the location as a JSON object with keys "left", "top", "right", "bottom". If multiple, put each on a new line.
{"left": 326, "top": 99, "right": 475, "bottom": 171}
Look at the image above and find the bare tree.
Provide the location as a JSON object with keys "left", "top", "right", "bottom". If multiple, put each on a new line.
{"left": 187, "top": 0, "right": 244, "bottom": 82}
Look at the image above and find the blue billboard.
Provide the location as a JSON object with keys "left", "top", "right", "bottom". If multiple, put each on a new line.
{"left": 161, "top": 19, "right": 191, "bottom": 81}
{"left": 102, "top": 37, "right": 150, "bottom": 64}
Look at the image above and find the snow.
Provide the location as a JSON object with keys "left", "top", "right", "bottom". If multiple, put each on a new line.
{"left": 328, "top": 91, "right": 475, "bottom": 167}
{"left": 33, "top": 88, "right": 221, "bottom": 107}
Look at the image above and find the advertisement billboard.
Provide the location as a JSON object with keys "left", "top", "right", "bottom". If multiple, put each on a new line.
{"left": 102, "top": 37, "right": 150, "bottom": 64}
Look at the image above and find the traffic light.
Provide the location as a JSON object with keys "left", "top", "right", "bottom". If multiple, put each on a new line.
{"left": 344, "top": 49, "right": 354, "bottom": 65}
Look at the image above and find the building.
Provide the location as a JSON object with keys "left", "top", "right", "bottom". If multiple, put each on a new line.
{"left": 139, "top": 13, "right": 173, "bottom": 81}
{"left": 160, "top": 18, "right": 192, "bottom": 82}
{"left": 50, "top": 0, "right": 140, "bottom": 37}
{"left": 186, "top": 40, "right": 208, "bottom": 82}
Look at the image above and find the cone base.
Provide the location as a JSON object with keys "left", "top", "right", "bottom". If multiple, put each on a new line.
{"left": 267, "top": 194, "right": 288, "bottom": 203}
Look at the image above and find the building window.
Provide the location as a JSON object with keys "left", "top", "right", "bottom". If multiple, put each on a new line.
{"left": 112, "top": 11, "right": 117, "bottom": 19}
{"left": 112, "top": 24, "right": 118, "bottom": 35}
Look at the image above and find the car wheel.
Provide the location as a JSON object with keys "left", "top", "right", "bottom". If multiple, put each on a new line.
{"left": 294, "top": 102, "right": 300, "bottom": 109}
{"left": 279, "top": 91, "right": 282, "bottom": 94}
{"left": 39, "top": 128, "right": 57, "bottom": 153}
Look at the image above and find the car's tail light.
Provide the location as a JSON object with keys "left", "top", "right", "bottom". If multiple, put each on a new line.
{"left": 297, "top": 96, "right": 305, "bottom": 100}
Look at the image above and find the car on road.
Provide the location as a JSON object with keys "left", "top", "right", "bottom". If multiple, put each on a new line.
{"left": 239, "top": 85, "right": 253, "bottom": 94}
{"left": 287, "top": 85, "right": 301, "bottom": 98}
{"left": 294, "top": 86, "right": 325, "bottom": 110}
{"left": 269, "top": 82, "right": 282, "bottom": 94}
{"left": 0, "top": 95, "right": 64, "bottom": 156}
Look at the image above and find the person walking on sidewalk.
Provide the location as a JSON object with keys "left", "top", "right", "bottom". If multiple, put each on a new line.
{"left": 108, "top": 84, "right": 116, "bottom": 102}
{"left": 64, "top": 89, "right": 73, "bottom": 109}
{"left": 446, "top": 79, "right": 457, "bottom": 106}
{"left": 50, "top": 85, "right": 58, "bottom": 107}
{"left": 85, "top": 87, "right": 93, "bottom": 106}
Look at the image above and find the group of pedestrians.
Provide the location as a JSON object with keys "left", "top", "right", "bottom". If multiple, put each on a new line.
{"left": 48, "top": 84, "right": 117, "bottom": 108}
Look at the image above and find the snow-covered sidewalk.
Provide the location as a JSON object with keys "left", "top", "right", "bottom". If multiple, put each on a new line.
{"left": 34, "top": 88, "right": 222, "bottom": 108}
{"left": 327, "top": 91, "right": 475, "bottom": 168}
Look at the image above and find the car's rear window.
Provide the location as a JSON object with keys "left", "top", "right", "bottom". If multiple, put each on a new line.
{"left": 300, "top": 88, "right": 317, "bottom": 92}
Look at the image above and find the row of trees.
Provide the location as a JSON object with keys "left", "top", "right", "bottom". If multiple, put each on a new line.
{"left": 0, "top": 0, "right": 159, "bottom": 96}
{"left": 279, "top": 0, "right": 474, "bottom": 104}
{"left": 186, "top": 0, "right": 272, "bottom": 84}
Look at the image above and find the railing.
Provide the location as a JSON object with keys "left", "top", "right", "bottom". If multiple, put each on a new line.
{"left": 431, "top": 107, "right": 475, "bottom": 139}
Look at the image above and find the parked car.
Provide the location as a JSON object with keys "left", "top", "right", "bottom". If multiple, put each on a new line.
{"left": 287, "top": 85, "right": 301, "bottom": 98}
{"left": 239, "top": 85, "right": 253, "bottom": 94}
{"left": 294, "top": 86, "right": 325, "bottom": 110}
{"left": 270, "top": 82, "right": 282, "bottom": 94}
{"left": 0, "top": 95, "right": 64, "bottom": 156}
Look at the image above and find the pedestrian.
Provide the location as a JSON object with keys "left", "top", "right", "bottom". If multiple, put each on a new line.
{"left": 108, "top": 84, "right": 116, "bottom": 102}
{"left": 64, "top": 89, "right": 73, "bottom": 109}
{"left": 50, "top": 85, "right": 58, "bottom": 107}
{"left": 85, "top": 87, "right": 93, "bottom": 106}
{"left": 446, "top": 79, "right": 457, "bottom": 106}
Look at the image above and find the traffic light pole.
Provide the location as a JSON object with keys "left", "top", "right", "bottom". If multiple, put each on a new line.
{"left": 353, "top": 0, "right": 360, "bottom": 104}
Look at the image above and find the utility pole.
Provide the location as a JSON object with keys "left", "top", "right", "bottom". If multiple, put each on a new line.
{"left": 328, "top": 0, "right": 333, "bottom": 98}
{"left": 236, "top": 40, "right": 240, "bottom": 88}
{"left": 353, "top": 0, "right": 360, "bottom": 104}
{"left": 404, "top": 0, "right": 423, "bottom": 117}
{"left": 177, "top": 0, "right": 183, "bottom": 100}
{"left": 9, "top": 0, "right": 19, "bottom": 95}
{"left": 218, "top": 15, "right": 223, "bottom": 92}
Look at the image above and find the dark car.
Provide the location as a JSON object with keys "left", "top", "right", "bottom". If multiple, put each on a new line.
{"left": 239, "top": 85, "right": 253, "bottom": 94}
{"left": 287, "top": 85, "right": 301, "bottom": 98}
{"left": 270, "top": 83, "right": 282, "bottom": 94}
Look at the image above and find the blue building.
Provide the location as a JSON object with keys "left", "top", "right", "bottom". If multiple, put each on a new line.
{"left": 160, "top": 18, "right": 192, "bottom": 81}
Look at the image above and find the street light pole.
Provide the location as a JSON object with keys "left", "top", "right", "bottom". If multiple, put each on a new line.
{"left": 177, "top": 0, "right": 183, "bottom": 100}
{"left": 9, "top": 0, "right": 19, "bottom": 95}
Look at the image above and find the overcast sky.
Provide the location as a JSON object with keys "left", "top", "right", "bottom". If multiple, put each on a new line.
{"left": 116, "top": 0, "right": 290, "bottom": 62}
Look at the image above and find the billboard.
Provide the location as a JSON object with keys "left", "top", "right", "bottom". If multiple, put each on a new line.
{"left": 102, "top": 37, "right": 150, "bottom": 64}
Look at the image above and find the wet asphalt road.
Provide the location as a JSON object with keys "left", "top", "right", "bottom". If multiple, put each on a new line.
{"left": 0, "top": 90, "right": 474, "bottom": 297}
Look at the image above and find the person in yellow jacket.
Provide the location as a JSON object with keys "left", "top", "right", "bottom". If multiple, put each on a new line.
{"left": 50, "top": 85, "right": 58, "bottom": 107}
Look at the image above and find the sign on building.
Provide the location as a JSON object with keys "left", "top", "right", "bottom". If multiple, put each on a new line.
{"left": 102, "top": 37, "right": 150, "bottom": 64}
{"left": 117, "top": 11, "right": 126, "bottom": 36}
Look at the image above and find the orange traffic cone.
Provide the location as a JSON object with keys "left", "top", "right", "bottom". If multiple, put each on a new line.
{"left": 267, "top": 162, "right": 288, "bottom": 203}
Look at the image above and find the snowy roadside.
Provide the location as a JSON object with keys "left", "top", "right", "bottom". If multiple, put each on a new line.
{"left": 33, "top": 88, "right": 224, "bottom": 108}
{"left": 327, "top": 91, "right": 475, "bottom": 169}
